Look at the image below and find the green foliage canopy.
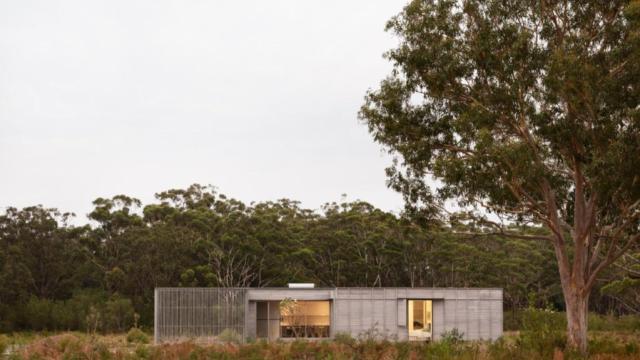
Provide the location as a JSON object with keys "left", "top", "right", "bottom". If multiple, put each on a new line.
{"left": 360, "top": 0, "right": 640, "bottom": 352}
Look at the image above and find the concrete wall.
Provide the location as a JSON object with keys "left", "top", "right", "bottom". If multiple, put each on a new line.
{"left": 325, "top": 288, "right": 502, "bottom": 341}
{"left": 246, "top": 301, "right": 256, "bottom": 340}
{"left": 155, "top": 287, "right": 503, "bottom": 343}
{"left": 432, "top": 300, "right": 445, "bottom": 341}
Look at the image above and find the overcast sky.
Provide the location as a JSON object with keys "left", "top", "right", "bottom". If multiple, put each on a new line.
{"left": 0, "top": 0, "right": 408, "bottom": 222}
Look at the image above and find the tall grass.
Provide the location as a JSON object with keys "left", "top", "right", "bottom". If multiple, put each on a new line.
{"left": 505, "top": 310, "right": 640, "bottom": 333}
{"left": 4, "top": 312, "right": 640, "bottom": 360}
{"left": 8, "top": 334, "right": 638, "bottom": 360}
{"left": 0, "top": 334, "right": 9, "bottom": 356}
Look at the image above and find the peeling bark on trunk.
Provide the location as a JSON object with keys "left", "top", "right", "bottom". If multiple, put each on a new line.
{"left": 543, "top": 171, "right": 595, "bottom": 355}
{"left": 564, "top": 286, "right": 589, "bottom": 354}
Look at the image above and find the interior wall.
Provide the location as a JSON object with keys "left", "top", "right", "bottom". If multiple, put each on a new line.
{"left": 284, "top": 301, "right": 330, "bottom": 326}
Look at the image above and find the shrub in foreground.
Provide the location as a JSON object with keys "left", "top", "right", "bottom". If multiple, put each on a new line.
{"left": 0, "top": 334, "right": 9, "bottom": 356}
{"left": 333, "top": 331, "right": 356, "bottom": 347}
{"left": 505, "top": 310, "right": 640, "bottom": 333}
{"left": 126, "top": 327, "right": 150, "bottom": 344}
{"left": 217, "top": 328, "right": 242, "bottom": 344}
{"left": 516, "top": 307, "right": 566, "bottom": 357}
{"left": 7, "top": 330, "right": 640, "bottom": 360}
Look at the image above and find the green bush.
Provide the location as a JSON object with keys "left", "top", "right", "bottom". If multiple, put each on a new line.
{"left": 103, "top": 295, "right": 135, "bottom": 333}
{"left": 6, "top": 289, "right": 138, "bottom": 333}
{"left": 70, "top": 288, "right": 135, "bottom": 333}
{"left": 0, "top": 334, "right": 9, "bottom": 356}
{"left": 50, "top": 301, "right": 76, "bottom": 331}
{"left": 0, "top": 304, "right": 19, "bottom": 332}
{"left": 503, "top": 310, "right": 522, "bottom": 331}
{"left": 238, "top": 340, "right": 269, "bottom": 359}
{"left": 126, "top": 328, "right": 150, "bottom": 344}
{"left": 589, "top": 313, "right": 640, "bottom": 332}
{"left": 419, "top": 338, "right": 479, "bottom": 360}
{"left": 357, "top": 323, "right": 389, "bottom": 342}
{"left": 440, "top": 328, "right": 464, "bottom": 344}
{"left": 289, "top": 339, "right": 313, "bottom": 358}
{"left": 217, "top": 328, "right": 241, "bottom": 344}
{"left": 92, "top": 341, "right": 113, "bottom": 360}
{"left": 333, "top": 331, "right": 356, "bottom": 347}
{"left": 504, "top": 309, "right": 567, "bottom": 332}
{"left": 23, "top": 297, "right": 54, "bottom": 330}
{"left": 625, "top": 341, "right": 639, "bottom": 355}
{"left": 67, "top": 288, "right": 108, "bottom": 328}
{"left": 58, "top": 335, "right": 85, "bottom": 357}
{"left": 422, "top": 340, "right": 457, "bottom": 359}
{"left": 505, "top": 310, "right": 640, "bottom": 333}
{"left": 488, "top": 338, "right": 519, "bottom": 360}
{"left": 588, "top": 336, "right": 625, "bottom": 355}
{"left": 134, "top": 345, "right": 151, "bottom": 359}
{"left": 10, "top": 334, "right": 640, "bottom": 360}
{"left": 515, "top": 307, "right": 566, "bottom": 357}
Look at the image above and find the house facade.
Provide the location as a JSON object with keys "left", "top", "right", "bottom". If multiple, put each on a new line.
{"left": 154, "top": 287, "right": 503, "bottom": 343}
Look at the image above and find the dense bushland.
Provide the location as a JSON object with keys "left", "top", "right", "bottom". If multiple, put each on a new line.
{"left": 0, "top": 184, "right": 637, "bottom": 333}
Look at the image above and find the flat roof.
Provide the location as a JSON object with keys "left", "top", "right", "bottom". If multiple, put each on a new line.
{"left": 155, "top": 287, "right": 503, "bottom": 301}
{"left": 155, "top": 287, "right": 503, "bottom": 290}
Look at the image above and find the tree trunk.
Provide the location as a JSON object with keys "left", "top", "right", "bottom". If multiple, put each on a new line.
{"left": 564, "top": 285, "right": 589, "bottom": 354}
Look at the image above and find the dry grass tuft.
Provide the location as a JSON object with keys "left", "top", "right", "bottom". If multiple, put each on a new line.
{"left": 5, "top": 330, "right": 640, "bottom": 359}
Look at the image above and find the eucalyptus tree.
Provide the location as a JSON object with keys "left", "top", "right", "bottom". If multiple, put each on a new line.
{"left": 360, "top": 0, "right": 640, "bottom": 352}
{"left": 0, "top": 206, "right": 81, "bottom": 300}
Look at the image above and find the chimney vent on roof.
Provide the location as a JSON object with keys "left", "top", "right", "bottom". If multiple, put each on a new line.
{"left": 288, "top": 283, "right": 315, "bottom": 289}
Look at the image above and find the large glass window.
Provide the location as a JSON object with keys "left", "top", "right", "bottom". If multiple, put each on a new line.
{"left": 280, "top": 300, "right": 330, "bottom": 338}
{"left": 408, "top": 300, "right": 432, "bottom": 340}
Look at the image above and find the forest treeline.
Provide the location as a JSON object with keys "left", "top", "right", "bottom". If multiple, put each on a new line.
{"left": 0, "top": 184, "right": 635, "bottom": 332}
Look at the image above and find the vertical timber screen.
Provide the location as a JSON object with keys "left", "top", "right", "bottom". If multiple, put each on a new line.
{"left": 155, "top": 288, "right": 247, "bottom": 343}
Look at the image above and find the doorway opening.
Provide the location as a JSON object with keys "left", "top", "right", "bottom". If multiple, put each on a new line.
{"left": 408, "top": 300, "right": 432, "bottom": 341}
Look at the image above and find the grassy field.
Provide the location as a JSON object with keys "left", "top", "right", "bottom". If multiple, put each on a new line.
{"left": 1, "top": 330, "right": 640, "bottom": 360}
{"left": 3, "top": 310, "right": 639, "bottom": 359}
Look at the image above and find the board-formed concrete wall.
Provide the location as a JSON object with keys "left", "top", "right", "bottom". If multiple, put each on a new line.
{"left": 155, "top": 287, "right": 503, "bottom": 343}
{"left": 327, "top": 288, "right": 502, "bottom": 341}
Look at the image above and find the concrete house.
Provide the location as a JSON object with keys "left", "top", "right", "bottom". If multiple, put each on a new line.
{"left": 154, "top": 285, "right": 503, "bottom": 343}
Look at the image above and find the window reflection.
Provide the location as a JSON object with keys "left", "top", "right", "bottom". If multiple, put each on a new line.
{"left": 280, "top": 300, "right": 330, "bottom": 338}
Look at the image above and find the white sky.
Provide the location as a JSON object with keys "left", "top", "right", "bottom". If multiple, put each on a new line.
{"left": 0, "top": 0, "right": 408, "bottom": 222}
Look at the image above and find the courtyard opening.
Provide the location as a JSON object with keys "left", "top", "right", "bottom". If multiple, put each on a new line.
{"left": 256, "top": 300, "right": 330, "bottom": 339}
